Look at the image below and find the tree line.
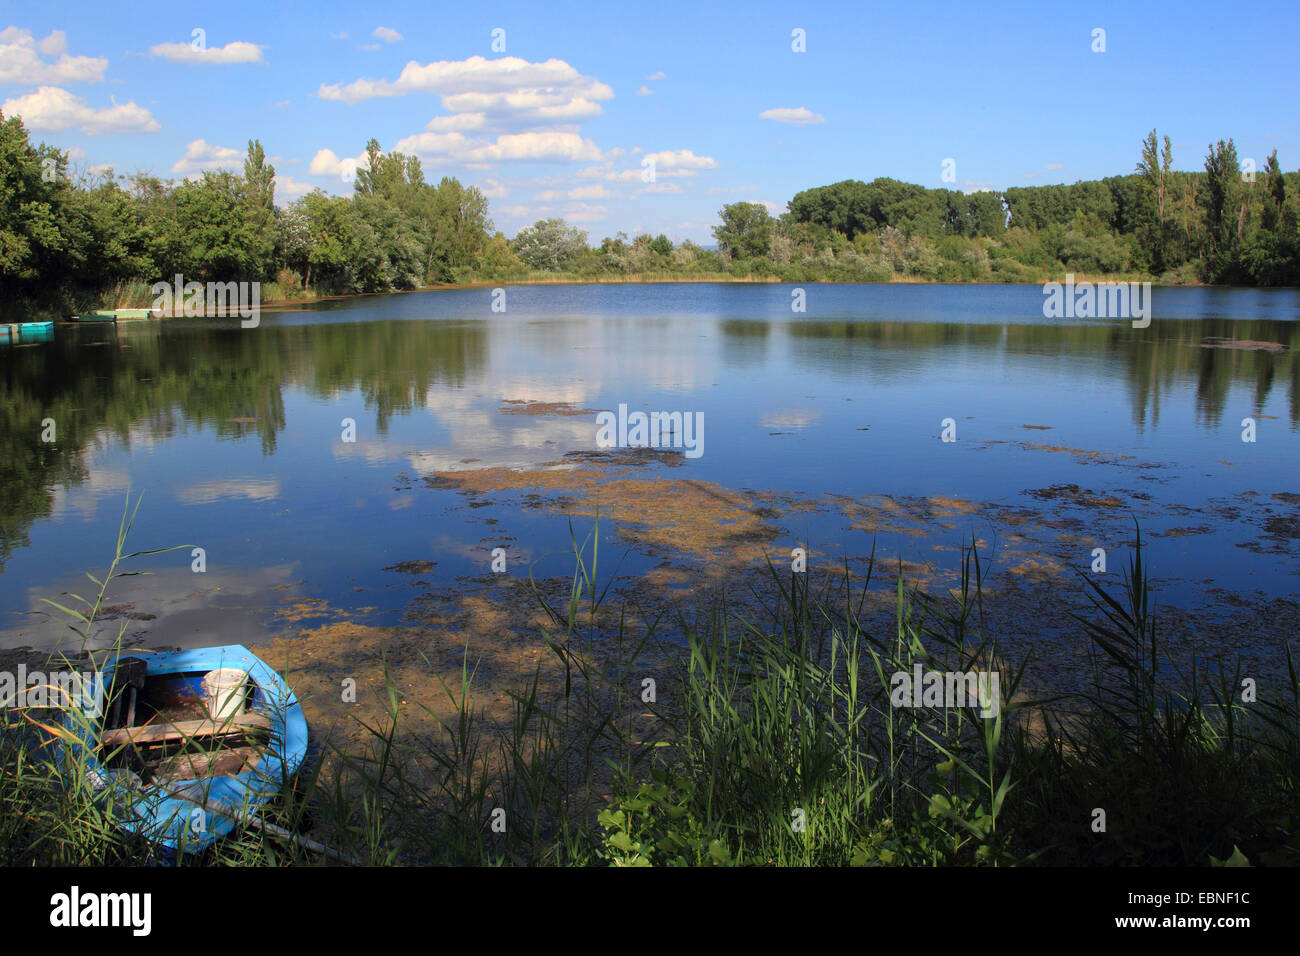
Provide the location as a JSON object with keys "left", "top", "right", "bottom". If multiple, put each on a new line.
{"left": 704, "top": 132, "right": 1297, "bottom": 286}
{"left": 0, "top": 117, "right": 503, "bottom": 307}
{"left": 2, "top": 111, "right": 1297, "bottom": 311}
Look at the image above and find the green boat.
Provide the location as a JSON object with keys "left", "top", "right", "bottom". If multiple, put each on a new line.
{"left": 72, "top": 308, "right": 162, "bottom": 322}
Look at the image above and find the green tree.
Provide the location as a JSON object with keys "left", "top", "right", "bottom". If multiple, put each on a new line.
{"left": 1136, "top": 130, "right": 1174, "bottom": 270}
{"left": 713, "top": 202, "right": 774, "bottom": 259}
{"left": 274, "top": 199, "right": 312, "bottom": 279}
{"left": 302, "top": 191, "right": 363, "bottom": 292}
{"left": 1201, "top": 139, "right": 1245, "bottom": 282}
{"left": 241, "top": 139, "right": 276, "bottom": 279}
{"left": 0, "top": 111, "right": 79, "bottom": 298}
{"left": 172, "top": 171, "right": 262, "bottom": 281}
{"left": 512, "top": 218, "right": 587, "bottom": 271}
{"left": 429, "top": 177, "right": 491, "bottom": 282}
{"left": 353, "top": 193, "right": 425, "bottom": 290}
{"left": 474, "top": 231, "right": 526, "bottom": 279}
{"left": 75, "top": 177, "right": 155, "bottom": 286}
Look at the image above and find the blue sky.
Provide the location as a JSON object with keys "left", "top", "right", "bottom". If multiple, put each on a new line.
{"left": 1, "top": 0, "right": 1296, "bottom": 243}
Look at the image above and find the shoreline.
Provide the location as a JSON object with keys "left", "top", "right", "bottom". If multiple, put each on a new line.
{"left": 261, "top": 271, "right": 1202, "bottom": 308}
{"left": 27, "top": 274, "right": 1267, "bottom": 318}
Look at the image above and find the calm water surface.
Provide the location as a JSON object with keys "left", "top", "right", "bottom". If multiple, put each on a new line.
{"left": 2, "top": 283, "right": 1297, "bottom": 651}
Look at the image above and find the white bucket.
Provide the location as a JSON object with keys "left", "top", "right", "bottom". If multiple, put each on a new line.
{"left": 202, "top": 668, "right": 249, "bottom": 722}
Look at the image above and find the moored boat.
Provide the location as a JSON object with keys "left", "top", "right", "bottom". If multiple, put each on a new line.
{"left": 18, "top": 321, "right": 54, "bottom": 342}
{"left": 71, "top": 308, "right": 162, "bottom": 322}
{"left": 58, "top": 644, "right": 308, "bottom": 857}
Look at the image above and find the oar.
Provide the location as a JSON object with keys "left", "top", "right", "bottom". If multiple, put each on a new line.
{"left": 158, "top": 782, "right": 361, "bottom": 865}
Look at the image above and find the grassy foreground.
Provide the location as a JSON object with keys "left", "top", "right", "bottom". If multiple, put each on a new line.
{"left": 2, "top": 505, "right": 1297, "bottom": 867}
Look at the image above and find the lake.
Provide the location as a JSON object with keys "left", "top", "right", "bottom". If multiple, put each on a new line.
{"left": 2, "top": 282, "right": 1298, "bottom": 689}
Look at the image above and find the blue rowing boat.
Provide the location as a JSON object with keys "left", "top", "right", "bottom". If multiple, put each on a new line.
{"left": 2, "top": 322, "right": 54, "bottom": 344}
{"left": 59, "top": 644, "right": 308, "bottom": 857}
{"left": 18, "top": 321, "right": 53, "bottom": 342}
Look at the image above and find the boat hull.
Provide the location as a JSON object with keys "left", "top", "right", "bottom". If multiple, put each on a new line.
{"left": 72, "top": 308, "right": 163, "bottom": 322}
{"left": 113, "top": 308, "right": 162, "bottom": 321}
{"left": 18, "top": 321, "right": 53, "bottom": 342}
{"left": 2, "top": 322, "right": 54, "bottom": 343}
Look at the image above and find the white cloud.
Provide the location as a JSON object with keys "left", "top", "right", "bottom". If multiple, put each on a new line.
{"left": 389, "top": 131, "right": 470, "bottom": 155}
{"left": 576, "top": 165, "right": 651, "bottom": 183}
{"left": 274, "top": 174, "right": 314, "bottom": 201}
{"left": 359, "top": 43, "right": 380, "bottom": 52}
{"left": 0, "top": 27, "right": 107, "bottom": 84}
{"left": 149, "top": 40, "right": 264, "bottom": 64}
{"left": 573, "top": 149, "right": 716, "bottom": 184}
{"left": 171, "top": 138, "right": 242, "bottom": 175}
{"left": 425, "top": 112, "right": 486, "bottom": 132}
{"left": 440, "top": 89, "right": 606, "bottom": 123}
{"left": 645, "top": 71, "right": 666, "bottom": 81}
{"left": 373, "top": 26, "right": 402, "bottom": 43}
{"left": 479, "top": 131, "right": 601, "bottom": 162}
{"left": 637, "top": 181, "right": 683, "bottom": 195}
{"left": 36, "top": 29, "right": 66, "bottom": 56}
{"left": 477, "top": 178, "right": 508, "bottom": 198}
{"left": 568, "top": 184, "right": 613, "bottom": 199}
{"left": 637, "top": 85, "right": 653, "bottom": 96}
{"left": 564, "top": 202, "right": 607, "bottom": 223}
{"left": 498, "top": 204, "right": 551, "bottom": 218}
{"left": 760, "top": 409, "right": 822, "bottom": 429}
{"left": 315, "top": 56, "right": 720, "bottom": 182}
{"left": 394, "top": 129, "right": 602, "bottom": 164}
{"left": 2, "top": 86, "right": 159, "bottom": 134}
{"left": 308, "top": 147, "right": 369, "bottom": 180}
{"left": 641, "top": 149, "right": 717, "bottom": 171}
{"left": 519, "top": 182, "right": 609, "bottom": 202}
{"left": 330, "top": 31, "right": 348, "bottom": 40}
{"left": 759, "top": 106, "right": 825, "bottom": 125}
{"left": 320, "top": 55, "right": 609, "bottom": 103}
{"left": 176, "top": 479, "right": 281, "bottom": 505}
{"left": 319, "top": 55, "right": 612, "bottom": 137}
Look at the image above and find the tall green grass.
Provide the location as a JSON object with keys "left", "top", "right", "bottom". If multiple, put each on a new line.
{"left": 2, "top": 505, "right": 1297, "bottom": 866}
